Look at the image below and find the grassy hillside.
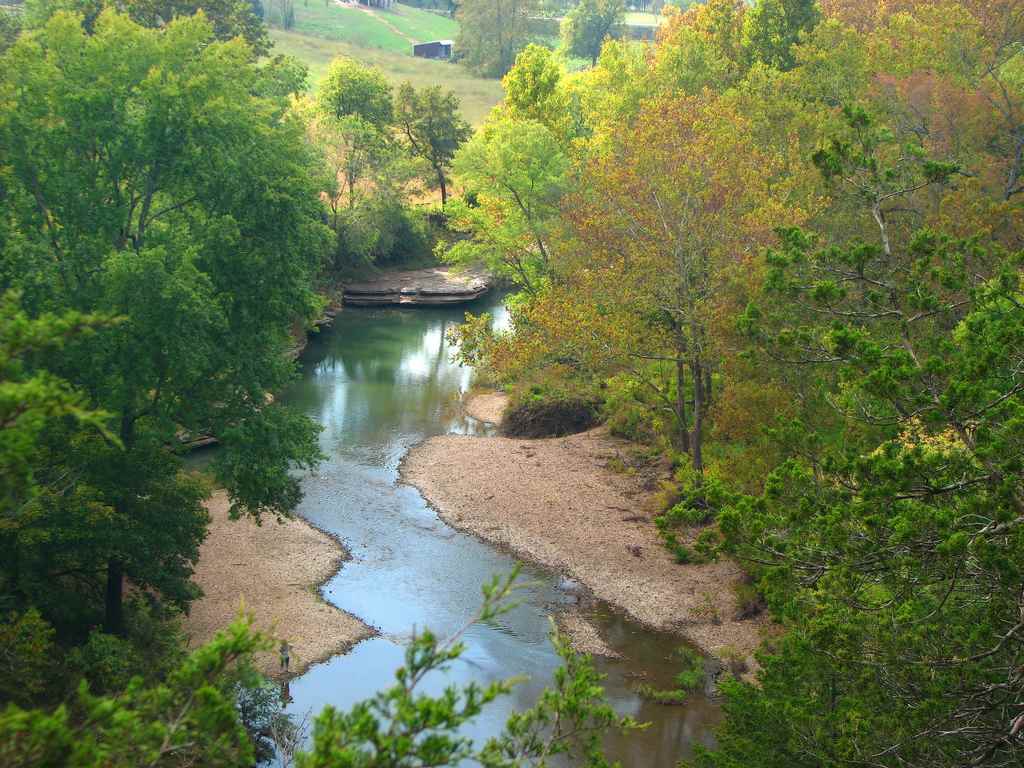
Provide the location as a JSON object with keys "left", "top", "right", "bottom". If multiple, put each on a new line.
{"left": 288, "top": 1, "right": 458, "bottom": 54}
{"left": 270, "top": 27, "right": 503, "bottom": 125}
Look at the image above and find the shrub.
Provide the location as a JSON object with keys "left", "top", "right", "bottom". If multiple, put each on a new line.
{"left": 66, "top": 631, "right": 144, "bottom": 696}
{"left": 732, "top": 581, "right": 766, "bottom": 621}
{"left": 636, "top": 646, "right": 705, "bottom": 704}
{"left": 502, "top": 382, "right": 602, "bottom": 438}
{"left": 603, "top": 368, "right": 675, "bottom": 446}
{"left": 0, "top": 610, "right": 58, "bottom": 707}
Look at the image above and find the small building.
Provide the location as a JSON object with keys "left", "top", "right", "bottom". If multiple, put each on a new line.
{"left": 413, "top": 40, "right": 453, "bottom": 60}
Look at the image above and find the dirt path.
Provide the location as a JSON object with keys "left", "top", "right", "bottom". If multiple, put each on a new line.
{"left": 335, "top": 0, "right": 417, "bottom": 44}
{"left": 403, "top": 392, "right": 768, "bottom": 669}
{"left": 185, "top": 492, "right": 375, "bottom": 678}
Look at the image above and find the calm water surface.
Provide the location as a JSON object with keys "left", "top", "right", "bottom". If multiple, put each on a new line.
{"left": 277, "top": 295, "right": 722, "bottom": 765}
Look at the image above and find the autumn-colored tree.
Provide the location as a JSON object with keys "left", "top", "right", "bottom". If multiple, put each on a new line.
{"left": 566, "top": 94, "right": 791, "bottom": 475}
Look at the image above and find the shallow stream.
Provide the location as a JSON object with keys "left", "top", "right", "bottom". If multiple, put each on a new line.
{"left": 276, "top": 294, "right": 722, "bottom": 765}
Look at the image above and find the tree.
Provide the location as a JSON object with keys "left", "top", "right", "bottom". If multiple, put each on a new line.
{"left": 0, "top": 10, "right": 329, "bottom": 636}
{"left": 1, "top": 582, "right": 639, "bottom": 768}
{"left": 699, "top": 107, "right": 1024, "bottom": 768}
{"left": 394, "top": 83, "right": 471, "bottom": 206}
{"left": 309, "top": 110, "right": 424, "bottom": 270}
{"left": 21, "top": 0, "right": 272, "bottom": 51}
{"left": 741, "top": 0, "right": 820, "bottom": 71}
{"left": 0, "top": 292, "right": 110, "bottom": 517}
{"left": 124, "top": 0, "right": 271, "bottom": 52}
{"left": 560, "top": 0, "right": 625, "bottom": 66}
{"left": 566, "top": 93, "right": 786, "bottom": 476}
{"left": 0, "top": 618, "right": 267, "bottom": 768}
{"left": 456, "top": 0, "right": 537, "bottom": 78}
{"left": 0, "top": 8, "right": 19, "bottom": 54}
{"left": 318, "top": 56, "right": 394, "bottom": 130}
{"left": 501, "top": 43, "right": 575, "bottom": 142}
{"left": 445, "top": 117, "right": 568, "bottom": 292}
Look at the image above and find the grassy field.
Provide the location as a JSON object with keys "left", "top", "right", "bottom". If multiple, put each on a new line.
{"left": 270, "top": 28, "right": 503, "bottom": 125}
{"left": 624, "top": 11, "right": 665, "bottom": 27}
{"left": 288, "top": 1, "right": 458, "bottom": 54}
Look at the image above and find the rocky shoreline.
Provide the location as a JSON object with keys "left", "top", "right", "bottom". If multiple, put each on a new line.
{"left": 343, "top": 266, "right": 491, "bottom": 307}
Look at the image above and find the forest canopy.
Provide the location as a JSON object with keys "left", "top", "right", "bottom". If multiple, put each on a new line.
{"left": 2, "top": 0, "right": 1023, "bottom": 766}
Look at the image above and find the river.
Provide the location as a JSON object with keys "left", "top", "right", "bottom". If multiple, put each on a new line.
{"left": 276, "top": 293, "right": 722, "bottom": 765}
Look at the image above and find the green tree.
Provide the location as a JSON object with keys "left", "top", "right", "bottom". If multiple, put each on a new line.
{"left": 318, "top": 56, "right": 394, "bottom": 130}
{"left": 0, "top": 8, "right": 20, "bottom": 53}
{"left": 741, "top": 0, "right": 820, "bottom": 71}
{"left": 22, "top": 0, "right": 271, "bottom": 51}
{"left": 445, "top": 117, "right": 568, "bottom": 292}
{"left": 394, "top": 82, "right": 471, "bottom": 206}
{"left": 124, "top": 0, "right": 271, "bottom": 52}
{"left": 1, "top": 581, "right": 639, "bottom": 768}
{"left": 700, "top": 108, "right": 1024, "bottom": 768}
{"left": 0, "top": 292, "right": 111, "bottom": 517}
{"left": 501, "top": 43, "right": 575, "bottom": 142}
{"left": 0, "top": 618, "right": 267, "bottom": 768}
{"left": 310, "top": 111, "right": 424, "bottom": 270}
{"left": 560, "top": 0, "right": 625, "bottom": 66}
{"left": 456, "top": 0, "right": 537, "bottom": 78}
{"left": 0, "top": 10, "right": 329, "bottom": 636}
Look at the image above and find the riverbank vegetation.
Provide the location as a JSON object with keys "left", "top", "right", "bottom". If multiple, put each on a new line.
{"left": 0, "top": 2, "right": 648, "bottom": 764}
{"left": 445, "top": 1, "right": 1024, "bottom": 765}
{"left": 2, "top": 0, "right": 1023, "bottom": 764}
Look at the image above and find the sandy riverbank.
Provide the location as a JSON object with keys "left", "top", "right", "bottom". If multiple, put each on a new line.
{"left": 464, "top": 390, "right": 507, "bottom": 424}
{"left": 185, "top": 492, "right": 375, "bottom": 678}
{"left": 403, "top": 393, "right": 767, "bottom": 668}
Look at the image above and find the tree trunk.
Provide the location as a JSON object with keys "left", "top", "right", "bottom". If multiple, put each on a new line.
{"left": 437, "top": 167, "right": 448, "bottom": 207}
{"left": 676, "top": 355, "right": 690, "bottom": 453}
{"left": 691, "top": 359, "right": 704, "bottom": 479}
{"left": 104, "top": 557, "right": 125, "bottom": 636}
{"left": 105, "top": 414, "right": 134, "bottom": 637}
{"left": 703, "top": 366, "right": 712, "bottom": 412}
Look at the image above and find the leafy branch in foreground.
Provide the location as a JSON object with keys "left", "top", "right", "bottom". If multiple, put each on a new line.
{"left": 0, "top": 572, "right": 640, "bottom": 767}
{"left": 299, "top": 566, "right": 642, "bottom": 768}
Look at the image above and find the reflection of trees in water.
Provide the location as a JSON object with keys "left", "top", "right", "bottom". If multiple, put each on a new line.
{"left": 290, "top": 302, "right": 501, "bottom": 444}
{"left": 281, "top": 294, "right": 719, "bottom": 762}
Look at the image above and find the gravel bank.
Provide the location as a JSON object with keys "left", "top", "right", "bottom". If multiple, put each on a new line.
{"left": 554, "top": 609, "right": 623, "bottom": 659}
{"left": 402, "top": 394, "right": 767, "bottom": 667}
{"left": 464, "top": 391, "right": 507, "bottom": 424}
{"left": 186, "top": 492, "right": 375, "bottom": 678}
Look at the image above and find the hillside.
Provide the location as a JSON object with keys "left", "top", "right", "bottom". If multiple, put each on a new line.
{"left": 269, "top": 3, "right": 502, "bottom": 124}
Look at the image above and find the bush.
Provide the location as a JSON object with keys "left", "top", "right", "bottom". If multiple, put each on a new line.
{"left": 636, "top": 646, "right": 705, "bottom": 704}
{"left": 731, "top": 581, "right": 766, "bottom": 621}
{"left": 603, "top": 368, "right": 674, "bottom": 446}
{"left": 502, "top": 381, "right": 602, "bottom": 438}
{"left": 332, "top": 199, "right": 433, "bottom": 272}
{"left": 67, "top": 631, "right": 144, "bottom": 696}
{"left": 0, "top": 610, "right": 58, "bottom": 707}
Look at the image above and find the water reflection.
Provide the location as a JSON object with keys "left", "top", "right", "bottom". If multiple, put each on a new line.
{"left": 279, "top": 297, "right": 721, "bottom": 765}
